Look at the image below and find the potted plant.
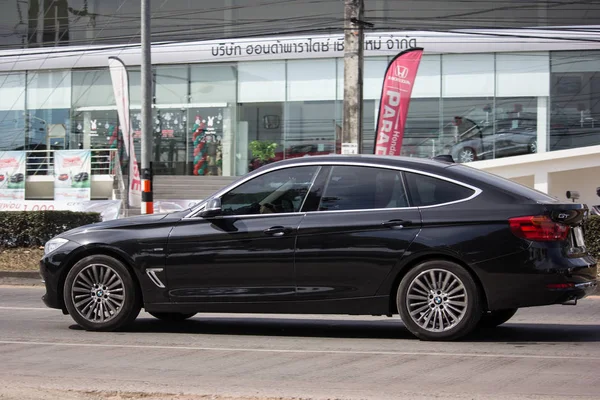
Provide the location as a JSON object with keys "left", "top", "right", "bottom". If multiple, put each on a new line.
{"left": 249, "top": 140, "right": 278, "bottom": 171}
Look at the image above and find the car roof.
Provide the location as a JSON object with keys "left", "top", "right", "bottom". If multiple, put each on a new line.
{"left": 265, "top": 154, "right": 454, "bottom": 173}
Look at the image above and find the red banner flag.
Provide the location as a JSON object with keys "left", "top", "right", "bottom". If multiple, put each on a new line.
{"left": 374, "top": 48, "right": 424, "bottom": 156}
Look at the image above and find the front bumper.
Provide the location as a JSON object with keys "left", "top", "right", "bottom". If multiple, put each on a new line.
{"left": 39, "top": 240, "right": 81, "bottom": 311}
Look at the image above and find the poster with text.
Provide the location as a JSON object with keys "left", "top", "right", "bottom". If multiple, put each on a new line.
{"left": 0, "top": 151, "right": 26, "bottom": 201}
{"left": 54, "top": 150, "right": 91, "bottom": 201}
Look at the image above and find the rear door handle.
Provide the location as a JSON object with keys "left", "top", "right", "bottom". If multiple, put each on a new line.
{"left": 382, "top": 219, "right": 411, "bottom": 229}
{"left": 264, "top": 226, "right": 292, "bottom": 237}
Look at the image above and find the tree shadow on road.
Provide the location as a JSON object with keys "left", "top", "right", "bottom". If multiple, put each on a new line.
{"left": 71, "top": 316, "right": 600, "bottom": 342}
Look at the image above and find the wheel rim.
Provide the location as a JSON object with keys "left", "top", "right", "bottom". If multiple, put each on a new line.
{"left": 405, "top": 269, "right": 468, "bottom": 333}
{"left": 459, "top": 149, "right": 475, "bottom": 163}
{"left": 530, "top": 140, "right": 537, "bottom": 153}
{"left": 71, "top": 264, "right": 125, "bottom": 323}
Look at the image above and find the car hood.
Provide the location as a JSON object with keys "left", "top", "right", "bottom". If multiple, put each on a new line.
{"left": 58, "top": 211, "right": 185, "bottom": 240}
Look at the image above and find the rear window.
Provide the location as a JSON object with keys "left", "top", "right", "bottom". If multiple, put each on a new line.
{"left": 405, "top": 172, "right": 475, "bottom": 207}
{"left": 449, "top": 164, "right": 559, "bottom": 203}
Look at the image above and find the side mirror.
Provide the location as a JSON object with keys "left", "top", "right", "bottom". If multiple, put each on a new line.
{"left": 199, "top": 198, "right": 222, "bottom": 218}
{"left": 596, "top": 187, "right": 600, "bottom": 198}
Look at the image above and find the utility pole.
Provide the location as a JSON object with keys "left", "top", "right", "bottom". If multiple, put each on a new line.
{"left": 141, "top": 0, "right": 154, "bottom": 214}
{"left": 342, "top": 0, "right": 364, "bottom": 155}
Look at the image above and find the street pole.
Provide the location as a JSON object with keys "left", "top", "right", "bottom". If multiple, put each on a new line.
{"left": 141, "top": 0, "right": 153, "bottom": 214}
{"left": 342, "top": 0, "right": 364, "bottom": 155}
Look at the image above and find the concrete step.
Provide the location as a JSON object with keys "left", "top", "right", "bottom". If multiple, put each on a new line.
{"left": 153, "top": 175, "right": 237, "bottom": 201}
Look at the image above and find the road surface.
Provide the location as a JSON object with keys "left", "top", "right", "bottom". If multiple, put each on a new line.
{"left": 1, "top": 285, "right": 599, "bottom": 399}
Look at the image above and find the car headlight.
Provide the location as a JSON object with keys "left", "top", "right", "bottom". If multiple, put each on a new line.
{"left": 44, "top": 238, "right": 69, "bottom": 255}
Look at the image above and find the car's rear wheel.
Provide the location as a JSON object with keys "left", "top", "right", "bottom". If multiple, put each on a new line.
{"left": 64, "top": 255, "right": 142, "bottom": 331}
{"left": 479, "top": 308, "right": 518, "bottom": 329}
{"left": 148, "top": 312, "right": 196, "bottom": 322}
{"left": 397, "top": 260, "right": 482, "bottom": 341}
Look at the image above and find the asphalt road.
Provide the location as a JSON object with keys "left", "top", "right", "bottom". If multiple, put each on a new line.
{"left": 1, "top": 286, "right": 599, "bottom": 400}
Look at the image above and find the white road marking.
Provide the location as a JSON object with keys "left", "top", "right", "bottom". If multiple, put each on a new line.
{"left": 0, "top": 306, "right": 51, "bottom": 311}
{"left": 0, "top": 339, "right": 599, "bottom": 360}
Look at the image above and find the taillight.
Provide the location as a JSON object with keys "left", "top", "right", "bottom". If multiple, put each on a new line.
{"left": 509, "top": 216, "right": 570, "bottom": 242}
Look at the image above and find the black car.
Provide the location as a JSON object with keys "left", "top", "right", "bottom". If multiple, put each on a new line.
{"left": 73, "top": 172, "right": 89, "bottom": 182}
{"left": 40, "top": 155, "right": 597, "bottom": 341}
{"left": 10, "top": 173, "right": 24, "bottom": 183}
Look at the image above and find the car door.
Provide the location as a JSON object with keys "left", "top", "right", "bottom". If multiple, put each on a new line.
{"left": 294, "top": 165, "right": 422, "bottom": 301}
{"left": 165, "top": 165, "right": 320, "bottom": 303}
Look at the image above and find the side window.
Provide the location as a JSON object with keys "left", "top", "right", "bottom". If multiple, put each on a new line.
{"left": 220, "top": 166, "right": 319, "bottom": 215}
{"left": 319, "top": 166, "right": 408, "bottom": 211}
{"left": 404, "top": 172, "right": 474, "bottom": 207}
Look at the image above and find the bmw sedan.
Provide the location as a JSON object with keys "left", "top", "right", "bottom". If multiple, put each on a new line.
{"left": 40, "top": 155, "right": 598, "bottom": 341}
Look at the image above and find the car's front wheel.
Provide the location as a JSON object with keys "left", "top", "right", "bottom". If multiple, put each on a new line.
{"left": 458, "top": 147, "right": 477, "bottom": 163}
{"left": 397, "top": 260, "right": 482, "bottom": 341}
{"left": 64, "top": 255, "right": 142, "bottom": 331}
{"left": 149, "top": 312, "right": 196, "bottom": 322}
{"left": 479, "top": 308, "right": 518, "bottom": 328}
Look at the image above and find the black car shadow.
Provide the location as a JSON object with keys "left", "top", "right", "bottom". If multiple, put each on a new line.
{"left": 70, "top": 316, "right": 600, "bottom": 342}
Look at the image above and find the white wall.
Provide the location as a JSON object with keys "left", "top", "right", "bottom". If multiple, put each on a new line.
{"left": 549, "top": 167, "right": 600, "bottom": 206}
{"left": 471, "top": 145, "right": 600, "bottom": 206}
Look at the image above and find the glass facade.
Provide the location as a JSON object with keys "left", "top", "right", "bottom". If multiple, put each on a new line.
{"left": 0, "top": 50, "right": 599, "bottom": 176}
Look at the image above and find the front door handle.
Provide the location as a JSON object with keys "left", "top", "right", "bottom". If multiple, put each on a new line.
{"left": 382, "top": 219, "right": 411, "bottom": 229}
{"left": 264, "top": 226, "right": 291, "bottom": 237}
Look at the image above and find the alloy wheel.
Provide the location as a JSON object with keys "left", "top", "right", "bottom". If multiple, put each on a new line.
{"left": 459, "top": 148, "right": 475, "bottom": 163}
{"left": 71, "top": 264, "right": 126, "bottom": 323}
{"left": 529, "top": 140, "right": 537, "bottom": 153}
{"left": 405, "top": 269, "right": 468, "bottom": 332}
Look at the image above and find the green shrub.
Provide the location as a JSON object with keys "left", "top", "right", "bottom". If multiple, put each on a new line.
{"left": 0, "top": 211, "right": 101, "bottom": 248}
{"left": 585, "top": 215, "right": 600, "bottom": 260}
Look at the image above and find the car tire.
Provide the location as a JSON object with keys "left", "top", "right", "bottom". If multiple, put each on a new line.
{"left": 148, "top": 312, "right": 196, "bottom": 322}
{"left": 528, "top": 139, "right": 537, "bottom": 154}
{"left": 64, "top": 255, "right": 142, "bottom": 331}
{"left": 397, "top": 260, "right": 482, "bottom": 341}
{"left": 478, "top": 308, "right": 518, "bottom": 329}
{"left": 458, "top": 147, "right": 477, "bottom": 163}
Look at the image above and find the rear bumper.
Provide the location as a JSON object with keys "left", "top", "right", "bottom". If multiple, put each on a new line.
{"left": 544, "top": 280, "right": 598, "bottom": 304}
{"left": 476, "top": 250, "right": 598, "bottom": 311}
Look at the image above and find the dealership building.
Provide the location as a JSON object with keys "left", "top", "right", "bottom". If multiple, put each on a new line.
{"left": 1, "top": 1, "right": 600, "bottom": 206}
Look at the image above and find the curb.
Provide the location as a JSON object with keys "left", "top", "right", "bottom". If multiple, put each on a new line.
{"left": 0, "top": 271, "right": 40, "bottom": 279}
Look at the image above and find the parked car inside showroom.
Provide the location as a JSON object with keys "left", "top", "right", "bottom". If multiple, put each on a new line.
{"left": 445, "top": 114, "right": 570, "bottom": 163}
{"left": 40, "top": 155, "right": 597, "bottom": 341}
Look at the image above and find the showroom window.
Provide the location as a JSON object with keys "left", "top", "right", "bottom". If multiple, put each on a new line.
{"left": 71, "top": 69, "right": 119, "bottom": 151}
{"left": 71, "top": 68, "right": 127, "bottom": 176}
{"left": 403, "top": 98, "right": 441, "bottom": 158}
{"left": 189, "top": 64, "right": 237, "bottom": 177}
{"left": 26, "top": 70, "right": 71, "bottom": 152}
{"left": 286, "top": 59, "right": 338, "bottom": 160}
{"left": 26, "top": 71, "right": 71, "bottom": 175}
{"left": 550, "top": 51, "right": 600, "bottom": 151}
{"left": 154, "top": 66, "right": 189, "bottom": 175}
{"left": 238, "top": 61, "right": 285, "bottom": 175}
{"left": 0, "top": 73, "right": 26, "bottom": 151}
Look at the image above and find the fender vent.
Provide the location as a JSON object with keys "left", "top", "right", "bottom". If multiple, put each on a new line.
{"left": 145, "top": 268, "right": 166, "bottom": 288}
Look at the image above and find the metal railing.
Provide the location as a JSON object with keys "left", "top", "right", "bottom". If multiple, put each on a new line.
{"left": 24, "top": 149, "right": 120, "bottom": 176}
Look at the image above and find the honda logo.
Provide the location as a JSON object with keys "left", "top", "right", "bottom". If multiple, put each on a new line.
{"left": 394, "top": 65, "right": 409, "bottom": 79}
